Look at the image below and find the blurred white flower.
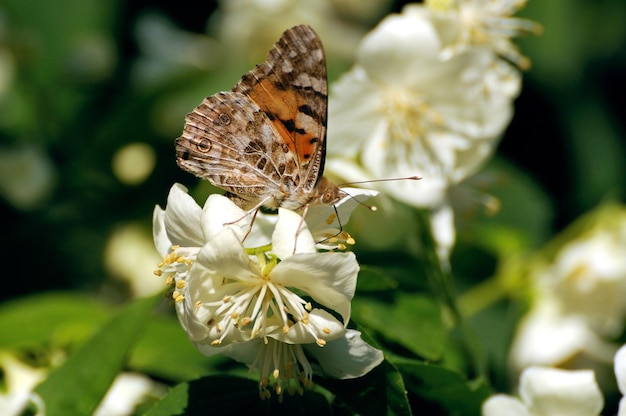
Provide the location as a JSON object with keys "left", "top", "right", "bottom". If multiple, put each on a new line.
{"left": 0, "top": 354, "right": 46, "bottom": 416}
{"left": 0, "top": 145, "right": 57, "bottom": 211}
{"left": 425, "top": 0, "right": 542, "bottom": 69}
{"left": 326, "top": 5, "right": 520, "bottom": 211}
{"left": 510, "top": 207, "right": 626, "bottom": 371}
{"left": 212, "top": 0, "right": 366, "bottom": 65}
{"left": 482, "top": 366, "right": 604, "bottom": 416}
{"left": 132, "top": 13, "right": 219, "bottom": 89}
{"left": 111, "top": 142, "right": 156, "bottom": 186}
{"left": 104, "top": 223, "right": 165, "bottom": 298}
{"left": 94, "top": 372, "right": 166, "bottom": 416}
{"left": 615, "top": 345, "right": 626, "bottom": 416}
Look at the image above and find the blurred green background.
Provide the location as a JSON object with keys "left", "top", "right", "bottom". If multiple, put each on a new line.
{"left": 0, "top": 0, "right": 624, "bottom": 303}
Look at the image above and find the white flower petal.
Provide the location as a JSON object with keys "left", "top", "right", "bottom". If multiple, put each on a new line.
{"left": 196, "top": 229, "right": 259, "bottom": 280}
{"left": 272, "top": 208, "right": 316, "bottom": 259}
{"left": 519, "top": 367, "right": 603, "bottom": 416}
{"left": 481, "top": 394, "right": 530, "bottom": 416}
{"left": 162, "top": 183, "right": 204, "bottom": 248}
{"left": 305, "top": 329, "right": 384, "bottom": 379}
{"left": 200, "top": 194, "right": 248, "bottom": 239}
{"left": 509, "top": 297, "right": 595, "bottom": 371}
{"left": 273, "top": 309, "right": 345, "bottom": 344}
{"left": 152, "top": 206, "right": 171, "bottom": 257}
{"left": 357, "top": 11, "right": 442, "bottom": 86}
{"left": 615, "top": 344, "right": 626, "bottom": 395}
{"left": 305, "top": 187, "right": 379, "bottom": 236}
{"left": 271, "top": 252, "right": 358, "bottom": 324}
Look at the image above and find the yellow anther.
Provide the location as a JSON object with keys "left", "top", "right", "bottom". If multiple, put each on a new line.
{"left": 210, "top": 339, "right": 221, "bottom": 346}
{"left": 337, "top": 244, "right": 346, "bottom": 250}
{"left": 157, "top": 262, "right": 164, "bottom": 268}
{"left": 153, "top": 269, "right": 163, "bottom": 276}
{"left": 322, "top": 327, "right": 331, "bottom": 334}
{"left": 176, "top": 256, "right": 186, "bottom": 263}
{"left": 171, "top": 245, "right": 180, "bottom": 250}
{"left": 305, "top": 302, "right": 312, "bottom": 311}
{"left": 222, "top": 295, "right": 231, "bottom": 303}
{"left": 282, "top": 325, "right": 289, "bottom": 334}
{"left": 165, "top": 276, "right": 175, "bottom": 286}
{"left": 240, "top": 317, "right": 252, "bottom": 326}
{"left": 273, "top": 369, "right": 280, "bottom": 379}
{"left": 230, "top": 312, "right": 239, "bottom": 319}
{"left": 176, "top": 280, "right": 185, "bottom": 289}
{"left": 194, "top": 300, "right": 202, "bottom": 308}
{"left": 316, "top": 338, "right": 326, "bottom": 347}
{"left": 346, "top": 237, "right": 356, "bottom": 245}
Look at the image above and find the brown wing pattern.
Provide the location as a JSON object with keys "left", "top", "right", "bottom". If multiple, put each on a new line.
{"left": 175, "top": 25, "right": 332, "bottom": 211}
{"left": 232, "top": 25, "right": 328, "bottom": 192}
{"left": 176, "top": 91, "right": 301, "bottom": 209}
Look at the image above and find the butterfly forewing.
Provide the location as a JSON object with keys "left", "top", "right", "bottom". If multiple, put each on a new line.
{"left": 176, "top": 25, "right": 335, "bottom": 211}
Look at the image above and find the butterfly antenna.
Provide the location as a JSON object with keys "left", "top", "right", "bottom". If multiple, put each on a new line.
{"left": 338, "top": 175, "right": 422, "bottom": 187}
{"left": 338, "top": 175, "right": 422, "bottom": 212}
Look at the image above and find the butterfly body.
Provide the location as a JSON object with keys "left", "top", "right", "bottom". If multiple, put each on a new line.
{"left": 176, "top": 25, "right": 344, "bottom": 212}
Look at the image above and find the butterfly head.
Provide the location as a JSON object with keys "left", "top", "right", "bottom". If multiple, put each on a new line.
{"left": 313, "top": 176, "right": 346, "bottom": 206}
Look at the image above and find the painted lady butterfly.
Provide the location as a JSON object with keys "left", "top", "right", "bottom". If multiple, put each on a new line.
{"left": 176, "top": 25, "right": 344, "bottom": 214}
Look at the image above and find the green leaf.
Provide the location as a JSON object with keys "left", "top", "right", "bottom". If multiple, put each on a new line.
{"left": 145, "top": 375, "right": 331, "bottom": 416}
{"left": 393, "top": 358, "right": 491, "bottom": 416}
{"left": 0, "top": 292, "right": 112, "bottom": 349}
{"left": 33, "top": 295, "right": 158, "bottom": 416}
{"left": 128, "top": 314, "right": 231, "bottom": 381}
{"left": 320, "top": 359, "right": 412, "bottom": 416}
{"left": 352, "top": 293, "right": 447, "bottom": 361}
{"left": 468, "top": 157, "right": 554, "bottom": 256}
{"left": 356, "top": 265, "right": 400, "bottom": 292}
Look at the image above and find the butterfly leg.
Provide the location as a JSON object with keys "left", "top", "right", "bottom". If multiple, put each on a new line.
{"left": 223, "top": 195, "right": 272, "bottom": 243}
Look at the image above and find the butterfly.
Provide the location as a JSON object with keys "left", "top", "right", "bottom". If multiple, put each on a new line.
{"left": 176, "top": 25, "right": 345, "bottom": 215}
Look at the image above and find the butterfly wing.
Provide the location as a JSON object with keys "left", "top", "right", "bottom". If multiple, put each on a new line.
{"left": 233, "top": 25, "right": 328, "bottom": 194}
{"left": 176, "top": 91, "right": 301, "bottom": 209}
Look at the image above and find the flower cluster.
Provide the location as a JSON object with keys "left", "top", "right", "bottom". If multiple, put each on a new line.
{"left": 510, "top": 205, "right": 626, "bottom": 373}
{"left": 325, "top": 1, "right": 539, "bottom": 253}
{"left": 153, "top": 184, "right": 382, "bottom": 399}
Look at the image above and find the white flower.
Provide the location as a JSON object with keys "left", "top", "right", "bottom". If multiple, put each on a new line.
{"left": 0, "top": 354, "right": 46, "bottom": 416}
{"left": 509, "top": 295, "right": 617, "bottom": 372}
{"left": 510, "top": 208, "right": 626, "bottom": 371}
{"left": 614, "top": 345, "right": 626, "bottom": 416}
{"left": 213, "top": 0, "right": 365, "bottom": 65}
{"left": 326, "top": 5, "right": 520, "bottom": 210}
{"left": 94, "top": 373, "right": 167, "bottom": 416}
{"left": 424, "top": 0, "right": 542, "bottom": 69}
{"left": 548, "top": 228, "right": 626, "bottom": 337}
{"left": 482, "top": 366, "right": 604, "bottom": 416}
{"left": 105, "top": 223, "right": 165, "bottom": 298}
{"left": 153, "top": 184, "right": 383, "bottom": 397}
{"left": 174, "top": 211, "right": 380, "bottom": 397}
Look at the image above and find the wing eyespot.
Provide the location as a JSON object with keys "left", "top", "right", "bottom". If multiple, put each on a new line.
{"left": 196, "top": 139, "right": 212, "bottom": 153}
{"left": 218, "top": 113, "right": 232, "bottom": 125}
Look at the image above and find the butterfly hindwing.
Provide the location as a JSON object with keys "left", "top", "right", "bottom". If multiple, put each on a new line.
{"left": 176, "top": 91, "right": 301, "bottom": 209}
